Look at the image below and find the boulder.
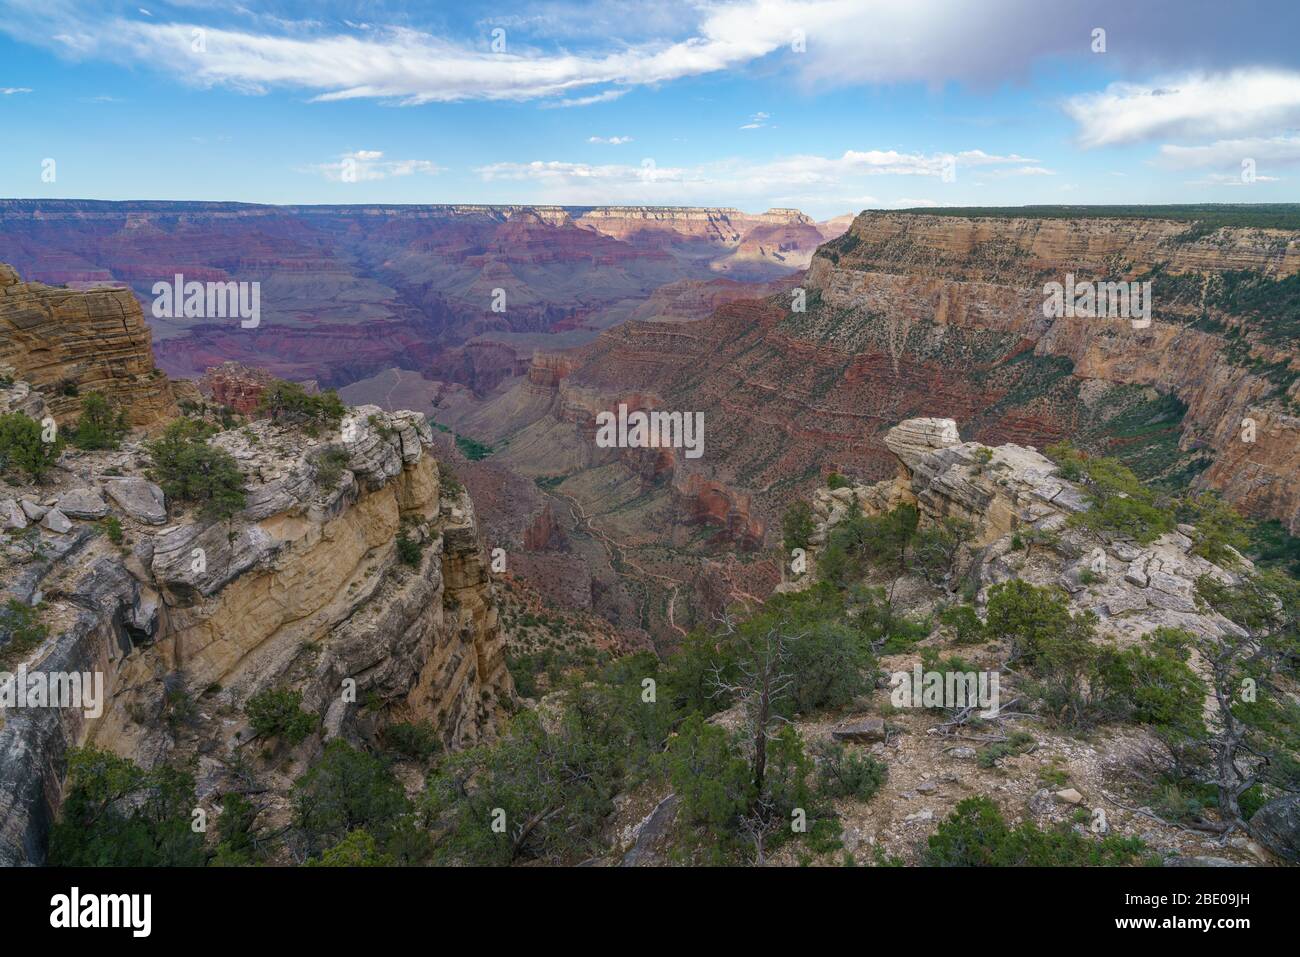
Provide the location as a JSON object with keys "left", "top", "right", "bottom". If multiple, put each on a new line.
{"left": 0, "top": 499, "right": 26, "bottom": 530}
{"left": 40, "top": 507, "right": 73, "bottom": 534}
{"left": 1054, "top": 788, "right": 1084, "bottom": 805}
{"left": 1249, "top": 795, "right": 1300, "bottom": 864}
{"left": 883, "top": 417, "right": 962, "bottom": 472}
{"left": 831, "top": 717, "right": 887, "bottom": 743}
{"left": 19, "top": 500, "right": 47, "bottom": 522}
{"left": 104, "top": 477, "right": 167, "bottom": 525}
{"left": 56, "top": 488, "right": 109, "bottom": 520}
{"left": 1028, "top": 788, "right": 1055, "bottom": 815}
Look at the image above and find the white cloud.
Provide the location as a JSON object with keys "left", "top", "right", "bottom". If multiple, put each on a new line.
{"left": 589, "top": 135, "right": 633, "bottom": 144}
{"left": 740, "top": 111, "right": 770, "bottom": 129}
{"left": 1187, "top": 172, "right": 1282, "bottom": 187}
{"left": 1158, "top": 134, "right": 1300, "bottom": 169}
{"left": 307, "top": 150, "right": 443, "bottom": 182}
{"left": 0, "top": 87, "right": 32, "bottom": 95}
{"left": 8, "top": 1, "right": 1297, "bottom": 110}
{"left": 1065, "top": 69, "right": 1300, "bottom": 148}
{"left": 540, "top": 89, "right": 628, "bottom": 108}
{"left": 473, "top": 147, "right": 1034, "bottom": 205}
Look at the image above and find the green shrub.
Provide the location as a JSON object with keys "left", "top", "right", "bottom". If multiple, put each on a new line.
{"left": 1180, "top": 491, "right": 1250, "bottom": 566}
{"left": 826, "top": 472, "right": 850, "bottom": 490}
{"left": 145, "top": 418, "right": 246, "bottom": 520}
{"left": 815, "top": 741, "right": 887, "bottom": 801}
{"left": 396, "top": 528, "right": 424, "bottom": 566}
{"left": 294, "top": 740, "right": 424, "bottom": 863}
{"left": 781, "top": 499, "right": 815, "bottom": 552}
{"left": 70, "top": 392, "right": 128, "bottom": 450}
{"left": 245, "top": 688, "right": 316, "bottom": 744}
{"left": 383, "top": 721, "right": 441, "bottom": 760}
{"left": 258, "top": 380, "right": 346, "bottom": 432}
{"left": 100, "top": 515, "right": 124, "bottom": 544}
{"left": 784, "top": 617, "right": 874, "bottom": 714}
{"left": 0, "top": 599, "right": 47, "bottom": 666}
{"left": 939, "top": 604, "right": 985, "bottom": 644}
{"left": 924, "top": 796, "right": 1146, "bottom": 866}
{"left": 47, "top": 747, "right": 206, "bottom": 867}
{"left": 310, "top": 445, "right": 351, "bottom": 490}
{"left": 211, "top": 792, "right": 260, "bottom": 866}
{"left": 454, "top": 434, "right": 493, "bottom": 460}
{"left": 977, "top": 731, "right": 1035, "bottom": 768}
{"left": 1046, "top": 441, "right": 1175, "bottom": 544}
{"left": 0, "top": 411, "right": 62, "bottom": 482}
{"left": 427, "top": 672, "right": 666, "bottom": 865}
{"left": 307, "top": 829, "right": 396, "bottom": 867}
{"left": 663, "top": 714, "right": 754, "bottom": 834}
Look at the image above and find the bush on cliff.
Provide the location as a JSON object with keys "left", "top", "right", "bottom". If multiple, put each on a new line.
{"left": 307, "top": 829, "right": 396, "bottom": 867}
{"left": 781, "top": 499, "right": 815, "bottom": 552}
{"left": 425, "top": 658, "right": 672, "bottom": 865}
{"left": 1046, "top": 441, "right": 1175, "bottom": 544}
{"left": 985, "top": 580, "right": 1209, "bottom": 733}
{"left": 70, "top": 391, "right": 129, "bottom": 450}
{"left": 0, "top": 411, "right": 62, "bottom": 482}
{"left": 245, "top": 688, "right": 317, "bottom": 745}
{"left": 258, "top": 380, "right": 345, "bottom": 434}
{"left": 294, "top": 740, "right": 427, "bottom": 864}
{"left": 48, "top": 746, "right": 206, "bottom": 867}
{"left": 145, "top": 418, "right": 246, "bottom": 520}
{"left": 0, "top": 598, "right": 48, "bottom": 667}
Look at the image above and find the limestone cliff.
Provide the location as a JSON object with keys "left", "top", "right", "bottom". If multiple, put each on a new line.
{"left": 809, "top": 212, "right": 1300, "bottom": 532}
{"left": 0, "top": 380, "right": 513, "bottom": 865}
{"left": 0, "top": 263, "right": 177, "bottom": 428}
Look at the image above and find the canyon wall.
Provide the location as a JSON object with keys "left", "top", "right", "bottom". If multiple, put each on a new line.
{"left": 0, "top": 263, "right": 177, "bottom": 427}
{"left": 0, "top": 340, "right": 513, "bottom": 863}
{"left": 811, "top": 212, "right": 1300, "bottom": 532}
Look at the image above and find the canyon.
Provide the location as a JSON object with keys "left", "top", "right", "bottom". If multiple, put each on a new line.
{"left": 425, "top": 209, "right": 1299, "bottom": 647}
{"left": 3, "top": 204, "right": 1298, "bottom": 653}
{"left": 0, "top": 201, "right": 843, "bottom": 393}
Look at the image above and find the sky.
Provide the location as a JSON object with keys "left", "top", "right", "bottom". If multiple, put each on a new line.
{"left": 1, "top": 0, "right": 1299, "bottom": 219}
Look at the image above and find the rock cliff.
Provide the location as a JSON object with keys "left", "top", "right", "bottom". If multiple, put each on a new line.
{"left": 810, "top": 212, "right": 1300, "bottom": 532}
{"left": 0, "top": 377, "right": 513, "bottom": 864}
{"left": 0, "top": 263, "right": 177, "bottom": 427}
{"left": 804, "top": 417, "right": 1248, "bottom": 646}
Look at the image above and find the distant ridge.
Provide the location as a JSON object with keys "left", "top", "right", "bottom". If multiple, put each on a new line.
{"left": 884, "top": 203, "right": 1300, "bottom": 230}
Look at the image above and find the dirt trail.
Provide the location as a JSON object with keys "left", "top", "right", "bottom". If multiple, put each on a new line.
{"left": 555, "top": 490, "right": 690, "bottom": 638}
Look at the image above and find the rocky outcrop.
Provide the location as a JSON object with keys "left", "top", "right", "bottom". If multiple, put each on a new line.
{"left": 0, "top": 263, "right": 177, "bottom": 427}
{"left": 0, "top": 384, "right": 513, "bottom": 865}
{"left": 198, "top": 361, "right": 275, "bottom": 415}
{"left": 804, "top": 417, "right": 1248, "bottom": 645}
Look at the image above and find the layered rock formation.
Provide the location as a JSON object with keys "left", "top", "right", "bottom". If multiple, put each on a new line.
{"left": 811, "top": 212, "right": 1300, "bottom": 531}
{"left": 197, "top": 361, "right": 275, "bottom": 415}
{"left": 0, "top": 263, "right": 177, "bottom": 427}
{"left": 0, "top": 377, "right": 513, "bottom": 865}
{"left": 803, "top": 417, "right": 1248, "bottom": 645}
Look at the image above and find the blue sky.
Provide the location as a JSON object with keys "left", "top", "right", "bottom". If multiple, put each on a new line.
{"left": 1, "top": 0, "right": 1299, "bottom": 218}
